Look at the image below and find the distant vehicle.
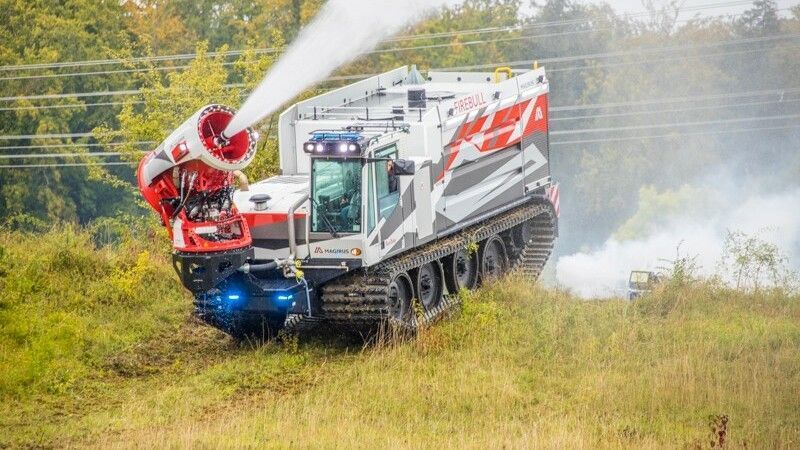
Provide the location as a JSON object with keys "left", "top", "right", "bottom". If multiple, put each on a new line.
{"left": 628, "top": 270, "right": 659, "bottom": 300}
{"left": 137, "top": 65, "right": 559, "bottom": 338}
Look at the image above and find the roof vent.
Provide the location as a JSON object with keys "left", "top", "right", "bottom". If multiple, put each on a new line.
{"left": 404, "top": 64, "right": 426, "bottom": 85}
{"left": 249, "top": 193, "right": 271, "bottom": 211}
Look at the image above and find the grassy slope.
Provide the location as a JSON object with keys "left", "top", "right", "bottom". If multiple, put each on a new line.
{"left": 1, "top": 227, "right": 799, "bottom": 448}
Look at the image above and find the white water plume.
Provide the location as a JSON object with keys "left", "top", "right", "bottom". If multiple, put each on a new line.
{"left": 224, "top": 0, "right": 459, "bottom": 137}
{"left": 555, "top": 187, "right": 800, "bottom": 298}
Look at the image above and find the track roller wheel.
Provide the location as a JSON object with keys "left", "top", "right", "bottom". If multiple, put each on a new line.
{"left": 480, "top": 235, "right": 508, "bottom": 282}
{"left": 387, "top": 272, "right": 414, "bottom": 322}
{"left": 444, "top": 248, "right": 479, "bottom": 293}
{"left": 415, "top": 261, "right": 444, "bottom": 313}
{"left": 512, "top": 220, "right": 533, "bottom": 248}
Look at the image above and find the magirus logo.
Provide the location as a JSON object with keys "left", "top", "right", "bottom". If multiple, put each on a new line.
{"left": 314, "top": 247, "right": 362, "bottom": 256}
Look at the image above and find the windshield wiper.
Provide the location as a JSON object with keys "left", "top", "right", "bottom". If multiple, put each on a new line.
{"left": 311, "top": 197, "right": 340, "bottom": 238}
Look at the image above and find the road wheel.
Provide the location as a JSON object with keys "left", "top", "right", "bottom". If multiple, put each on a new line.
{"left": 480, "top": 235, "right": 508, "bottom": 283}
{"left": 512, "top": 220, "right": 533, "bottom": 248}
{"left": 415, "top": 261, "right": 444, "bottom": 313}
{"left": 387, "top": 272, "right": 414, "bottom": 322}
{"left": 444, "top": 248, "right": 479, "bottom": 293}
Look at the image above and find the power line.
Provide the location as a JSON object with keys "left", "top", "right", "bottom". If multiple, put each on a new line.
{"left": 0, "top": 132, "right": 101, "bottom": 140}
{"left": 5, "top": 79, "right": 796, "bottom": 115}
{"left": 9, "top": 96, "right": 793, "bottom": 150}
{"left": 0, "top": 0, "right": 754, "bottom": 74}
{"left": 546, "top": 43, "right": 800, "bottom": 74}
{"left": 0, "top": 89, "right": 143, "bottom": 103}
{"left": 0, "top": 34, "right": 537, "bottom": 83}
{"left": 0, "top": 161, "right": 136, "bottom": 169}
{"left": 0, "top": 141, "right": 153, "bottom": 151}
{"left": 3, "top": 122, "right": 797, "bottom": 169}
{"left": 550, "top": 88, "right": 800, "bottom": 112}
{"left": 0, "top": 30, "right": 592, "bottom": 83}
{"left": 0, "top": 101, "right": 137, "bottom": 112}
{"left": 0, "top": 151, "right": 144, "bottom": 159}
{"left": 0, "top": 23, "right": 582, "bottom": 75}
{"left": 2, "top": 32, "right": 796, "bottom": 107}
{"left": 551, "top": 97, "right": 800, "bottom": 121}
{"left": 427, "top": 43, "right": 800, "bottom": 84}
{"left": 0, "top": 7, "right": 745, "bottom": 84}
{"left": 0, "top": 75, "right": 360, "bottom": 111}
{"left": 550, "top": 124, "right": 800, "bottom": 145}
{"left": 550, "top": 113, "right": 800, "bottom": 135}
{"left": 2, "top": 89, "right": 799, "bottom": 142}
{"left": 436, "top": 33, "right": 800, "bottom": 72}
{"left": 535, "top": 33, "right": 799, "bottom": 65}
{"left": 5, "top": 112, "right": 799, "bottom": 158}
{"left": 0, "top": 76, "right": 354, "bottom": 103}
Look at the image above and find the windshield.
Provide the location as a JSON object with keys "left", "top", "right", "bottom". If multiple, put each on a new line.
{"left": 311, "top": 159, "right": 362, "bottom": 234}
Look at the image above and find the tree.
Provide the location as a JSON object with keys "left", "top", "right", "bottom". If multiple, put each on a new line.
{"left": 122, "top": 0, "right": 195, "bottom": 56}
{"left": 719, "top": 230, "right": 794, "bottom": 291}
{"left": 0, "top": 0, "right": 138, "bottom": 223}
{"left": 95, "top": 39, "right": 282, "bottom": 188}
{"left": 737, "top": 0, "right": 780, "bottom": 37}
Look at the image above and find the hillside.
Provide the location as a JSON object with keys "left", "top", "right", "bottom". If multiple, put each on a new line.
{"left": 1, "top": 225, "right": 799, "bottom": 448}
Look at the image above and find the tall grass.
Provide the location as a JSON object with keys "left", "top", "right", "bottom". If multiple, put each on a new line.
{"left": 0, "top": 220, "right": 186, "bottom": 398}
{"left": 1, "top": 225, "right": 799, "bottom": 448}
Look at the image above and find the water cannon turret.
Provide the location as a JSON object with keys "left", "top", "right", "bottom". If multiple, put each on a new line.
{"left": 137, "top": 104, "right": 258, "bottom": 254}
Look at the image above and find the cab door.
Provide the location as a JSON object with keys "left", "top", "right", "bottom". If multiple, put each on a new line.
{"left": 362, "top": 152, "right": 382, "bottom": 265}
{"left": 374, "top": 145, "right": 406, "bottom": 260}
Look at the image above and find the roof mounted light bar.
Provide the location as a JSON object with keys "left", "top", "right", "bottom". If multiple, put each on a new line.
{"left": 303, "top": 130, "right": 366, "bottom": 155}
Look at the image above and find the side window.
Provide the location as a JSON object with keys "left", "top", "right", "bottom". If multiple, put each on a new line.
{"left": 375, "top": 145, "right": 400, "bottom": 220}
{"left": 311, "top": 159, "right": 362, "bottom": 233}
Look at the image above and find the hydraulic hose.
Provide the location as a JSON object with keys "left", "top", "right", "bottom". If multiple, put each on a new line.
{"left": 238, "top": 261, "right": 278, "bottom": 273}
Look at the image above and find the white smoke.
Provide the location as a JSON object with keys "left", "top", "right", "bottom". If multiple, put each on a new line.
{"left": 224, "top": 0, "right": 459, "bottom": 136}
{"left": 555, "top": 187, "right": 800, "bottom": 298}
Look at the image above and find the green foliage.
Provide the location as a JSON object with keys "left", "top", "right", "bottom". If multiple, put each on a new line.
{"left": 95, "top": 38, "right": 284, "bottom": 183}
{"left": 719, "top": 230, "right": 797, "bottom": 291}
{"left": 0, "top": 0, "right": 140, "bottom": 223}
{"left": 0, "top": 224, "right": 187, "bottom": 399}
{"left": 105, "top": 42, "right": 239, "bottom": 156}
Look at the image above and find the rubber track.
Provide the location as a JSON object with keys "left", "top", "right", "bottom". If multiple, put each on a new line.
{"left": 315, "top": 199, "right": 557, "bottom": 331}
{"left": 504, "top": 206, "right": 558, "bottom": 279}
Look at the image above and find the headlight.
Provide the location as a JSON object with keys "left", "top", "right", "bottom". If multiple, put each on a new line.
{"left": 339, "top": 143, "right": 348, "bottom": 153}
{"left": 348, "top": 143, "right": 358, "bottom": 151}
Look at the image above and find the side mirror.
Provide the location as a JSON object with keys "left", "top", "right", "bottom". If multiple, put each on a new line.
{"left": 393, "top": 159, "right": 415, "bottom": 176}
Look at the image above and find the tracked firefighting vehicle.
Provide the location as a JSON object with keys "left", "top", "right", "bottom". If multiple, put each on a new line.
{"left": 138, "top": 65, "right": 559, "bottom": 338}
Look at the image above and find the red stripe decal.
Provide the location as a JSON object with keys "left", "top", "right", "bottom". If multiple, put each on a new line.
{"left": 524, "top": 94, "right": 548, "bottom": 135}
{"left": 243, "top": 212, "right": 306, "bottom": 228}
{"left": 437, "top": 149, "right": 460, "bottom": 182}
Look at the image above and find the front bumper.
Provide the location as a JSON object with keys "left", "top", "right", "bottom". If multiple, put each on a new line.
{"left": 193, "top": 271, "right": 316, "bottom": 316}
{"left": 173, "top": 247, "right": 253, "bottom": 293}
{"left": 174, "top": 249, "right": 339, "bottom": 318}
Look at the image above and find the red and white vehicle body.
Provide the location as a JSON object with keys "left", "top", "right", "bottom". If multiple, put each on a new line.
{"left": 138, "top": 65, "right": 557, "bottom": 328}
